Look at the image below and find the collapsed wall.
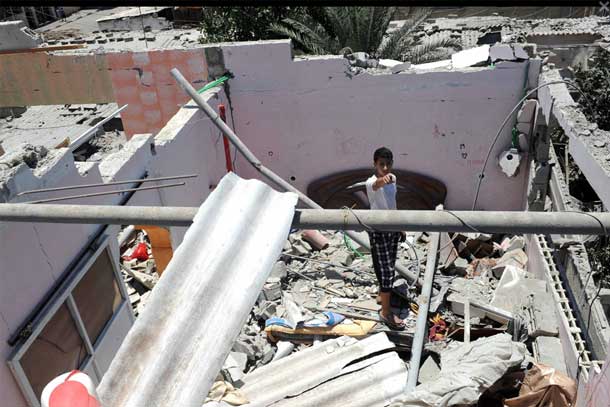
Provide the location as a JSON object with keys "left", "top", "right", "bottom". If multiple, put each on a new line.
{"left": 215, "top": 40, "right": 536, "bottom": 210}
{"left": 0, "top": 89, "right": 227, "bottom": 405}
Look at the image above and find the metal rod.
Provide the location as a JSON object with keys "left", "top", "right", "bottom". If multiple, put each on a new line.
{"left": 464, "top": 299, "right": 471, "bottom": 345}
{"left": 1, "top": 205, "right": 610, "bottom": 235}
{"left": 69, "top": 104, "right": 129, "bottom": 152}
{"left": 25, "top": 182, "right": 185, "bottom": 204}
{"left": 282, "top": 253, "right": 375, "bottom": 276}
{"left": 406, "top": 228, "right": 440, "bottom": 391}
{"left": 17, "top": 174, "right": 198, "bottom": 196}
{"left": 170, "top": 68, "right": 422, "bottom": 286}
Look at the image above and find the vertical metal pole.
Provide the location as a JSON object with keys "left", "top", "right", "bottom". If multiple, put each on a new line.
{"left": 464, "top": 299, "right": 471, "bottom": 344}
{"left": 406, "top": 229, "right": 440, "bottom": 391}
{"left": 218, "top": 104, "right": 233, "bottom": 173}
{"left": 565, "top": 145, "right": 569, "bottom": 185}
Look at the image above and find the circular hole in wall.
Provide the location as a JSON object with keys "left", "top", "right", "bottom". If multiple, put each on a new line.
{"left": 268, "top": 151, "right": 274, "bottom": 156}
{"left": 290, "top": 176, "right": 296, "bottom": 181}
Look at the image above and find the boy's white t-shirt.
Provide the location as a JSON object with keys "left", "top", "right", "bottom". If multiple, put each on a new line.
{"left": 365, "top": 174, "right": 397, "bottom": 210}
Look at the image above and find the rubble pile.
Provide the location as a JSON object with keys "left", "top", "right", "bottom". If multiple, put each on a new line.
{"left": 203, "top": 228, "right": 574, "bottom": 405}
{"left": 119, "top": 228, "right": 159, "bottom": 317}
{"left": 119, "top": 224, "right": 574, "bottom": 405}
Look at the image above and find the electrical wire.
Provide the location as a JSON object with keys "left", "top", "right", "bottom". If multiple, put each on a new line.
{"left": 471, "top": 79, "right": 596, "bottom": 211}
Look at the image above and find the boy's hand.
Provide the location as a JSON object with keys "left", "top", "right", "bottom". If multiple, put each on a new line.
{"left": 399, "top": 231, "right": 406, "bottom": 242}
{"left": 373, "top": 173, "right": 395, "bottom": 190}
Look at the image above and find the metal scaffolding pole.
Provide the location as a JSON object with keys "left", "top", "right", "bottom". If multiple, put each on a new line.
{"left": 169, "top": 68, "right": 424, "bottom": 286}
{"left": 0, "top": 204, "right": 609, "bottom": 235}
{"left": 406, "top": 229, "right": 440, "bottom": 391}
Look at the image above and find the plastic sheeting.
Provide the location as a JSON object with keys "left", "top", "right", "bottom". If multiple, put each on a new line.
{"left": 390, "top": 334, "right": 527, "bottom": 407}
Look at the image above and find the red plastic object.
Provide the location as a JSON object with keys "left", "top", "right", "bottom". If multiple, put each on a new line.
{"left": 127, "top": 242, "right": 149, "bottom": 261}
{"left": 218, "top": 104, "right": 233, "bottom": 173}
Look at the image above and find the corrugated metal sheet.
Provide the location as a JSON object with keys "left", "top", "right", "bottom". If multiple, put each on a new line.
{"left": 97, "top": 172, "right": 298, "bottom": 407}
{"left": 237, "top": 333, "right": 403, "bottom": 407}
{"left": 271, "top": 351, "right": 407, "bottom": 407}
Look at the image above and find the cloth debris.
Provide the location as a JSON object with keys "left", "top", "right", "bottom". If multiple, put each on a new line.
{"left": 504, "top": 364, "right": 576, "bottom": 407}
{"left": 390, "top": 334, "right": 527, "bottom": 406}
{"left": 204, "top": 378, "right": 249, "bottom": 406}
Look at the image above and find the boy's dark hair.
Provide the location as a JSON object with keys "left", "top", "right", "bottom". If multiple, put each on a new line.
{"left": 373, "top": 147, "right": 393, "bottom": 163}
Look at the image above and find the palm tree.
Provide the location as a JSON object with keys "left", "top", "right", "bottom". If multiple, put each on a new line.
{"left": 270, "top": 7, "right": 462, "bottom": 64}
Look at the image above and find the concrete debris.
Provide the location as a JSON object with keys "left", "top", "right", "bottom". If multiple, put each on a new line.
{"left": 119, "top": 228, "right": 160, "bottom": 316}
{"left": 379, "top": 58, "right": 403, "bottom": 69}
{"left": 390, "top": 334, "right": 528, "bottom": 407}
{"left": 418, "top": 356, "right": 441, "bottom": 384}
{"left": 222, "top": 228, "right": 564, "bottom": 406}
{"left": 451, "top": 44, "right": 490, "bottom": 69}
{"left": 491, "top": 248, "right": 528, "bottom": 278}
{"left": 490, "top": 43, "right": 516, "bottom": 62}
{"left": 533, "top": 336, "right": 568, "bottom": 375}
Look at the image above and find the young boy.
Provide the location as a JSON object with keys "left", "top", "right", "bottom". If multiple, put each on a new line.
{"left": 365, "top": 146, "right": 405, "bottom": 330}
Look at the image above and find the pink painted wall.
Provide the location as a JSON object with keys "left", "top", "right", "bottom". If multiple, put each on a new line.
{"left": 0, "top": 49, "right": 208, "bottom": 139}
{"left": 106, "top": 49, "right": 208, "bottom": 137}
{"left": 221, "top": 40, "right": 532, "bottom": 210}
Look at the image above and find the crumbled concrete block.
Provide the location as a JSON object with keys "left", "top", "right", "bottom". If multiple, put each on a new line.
{"left": 419, "top": 356, "right": 441, "bottom": 384}
{"left": 412, "top": 59, "right": 451, "bottom": 70}
{"left": 379, "top": 58, "right": 403, "bottom": 69}
{"left": 512, "top": 44, "right": 529, "bottom": 59}
{"left": 291, "top": 242, "right": 310, "bottom": 256}
{"left": 451, "top": 44, "right": 490, "bottom": 69}
{"left": 492, "top": 249, "right": 528, "bottom": 279}
{"left": 270, "top": 260, "right": 287, "bottom": 280}
{"left": 331, "top": 251, "right": 353, "bottom": 267}
{"left": 262, "top": 282, "right": 282, "bottom": 302}
{"left": 490, "top": 44, "right": 515, "bottom": 62}
{"left": 534, "top": 336, "right": 567, "bottom": 374}
{"left": 391, "top": 62, "right": 412, "bottom": 73}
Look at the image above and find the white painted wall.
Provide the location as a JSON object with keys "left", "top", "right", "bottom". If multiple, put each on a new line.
{"left": 0, "top": 89, "right": 226, "bottom": 405}
{"left": 221, "top": 40, "right": 532, "bottom": 210}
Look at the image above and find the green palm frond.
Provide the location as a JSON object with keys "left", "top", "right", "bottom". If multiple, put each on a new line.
{"left": 407, "top": 37, "right": 462, "bottom": 64}
{"left": 377, "top": 8, "right": 431, "bottom": 60}
{"left": 270, "top": 21, "right": 330, "bottom": 55}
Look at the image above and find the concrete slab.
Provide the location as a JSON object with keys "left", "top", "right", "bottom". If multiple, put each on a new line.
{"left": 534, "top": 336, "right": 568, "bottom": 375}
{"left": 451, "top": 44, "right": 490, "bottom": 69}
{"left": 490, "top": 44, "right": 516, "bottom": 62}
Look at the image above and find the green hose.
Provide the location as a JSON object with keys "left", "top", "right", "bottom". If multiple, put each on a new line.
{"left": 343, "top": 233, "right": 364, "bottom": 258}
{"left": 197, "top": 75, "right": 231, "bottom": 94}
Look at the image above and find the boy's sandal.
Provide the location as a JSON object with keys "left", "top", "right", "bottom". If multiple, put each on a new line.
{"left": 378, "top": 311, "right": 406, "bottom": 331}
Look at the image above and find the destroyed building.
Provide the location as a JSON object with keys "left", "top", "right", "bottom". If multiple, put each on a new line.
{"left": 0, "top": 7, "right": 609, "bottom": 407}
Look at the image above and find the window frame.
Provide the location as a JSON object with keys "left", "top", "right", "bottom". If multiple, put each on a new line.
{"left": 7, "top": 234, "right": 131, "bottom": 407}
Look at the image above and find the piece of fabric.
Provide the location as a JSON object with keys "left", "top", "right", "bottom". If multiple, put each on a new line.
{"left": 504, "top": 363, "right": 576, "bottom": 407}
{"left": 369, "top": 231, "right": 401, "bottom": 292}
{"left": 365, "top": 174, "right": 397, "bottom": 210}
{"left": 390, "top": 333, "right": 527, "bottom": 407}
{"left": 204, "top": 379, "right": 249, "bottom": 406}
{"left": 265, "top": 317, "right": 295, "bottom": 329}
{"left": 301, "top": 312, "right": 346, "bottom": 328}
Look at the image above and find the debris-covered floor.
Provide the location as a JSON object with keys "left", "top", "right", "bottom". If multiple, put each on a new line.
{"left": 119, "top": 226, "right": 577, "bottom": 406}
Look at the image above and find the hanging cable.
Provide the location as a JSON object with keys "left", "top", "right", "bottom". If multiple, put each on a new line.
{"left": 471, "top": 79, "right": 596, "bottom": 210}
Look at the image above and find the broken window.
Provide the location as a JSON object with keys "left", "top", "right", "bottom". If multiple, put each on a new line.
{"left": 72, "top": 249, "right": 122, "bottom": 344}
{"left": 19, "top": 303, "right": 87, "bottom": 400}
{"left": 8, "top": 236, "right": 131, "bottom": 407}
